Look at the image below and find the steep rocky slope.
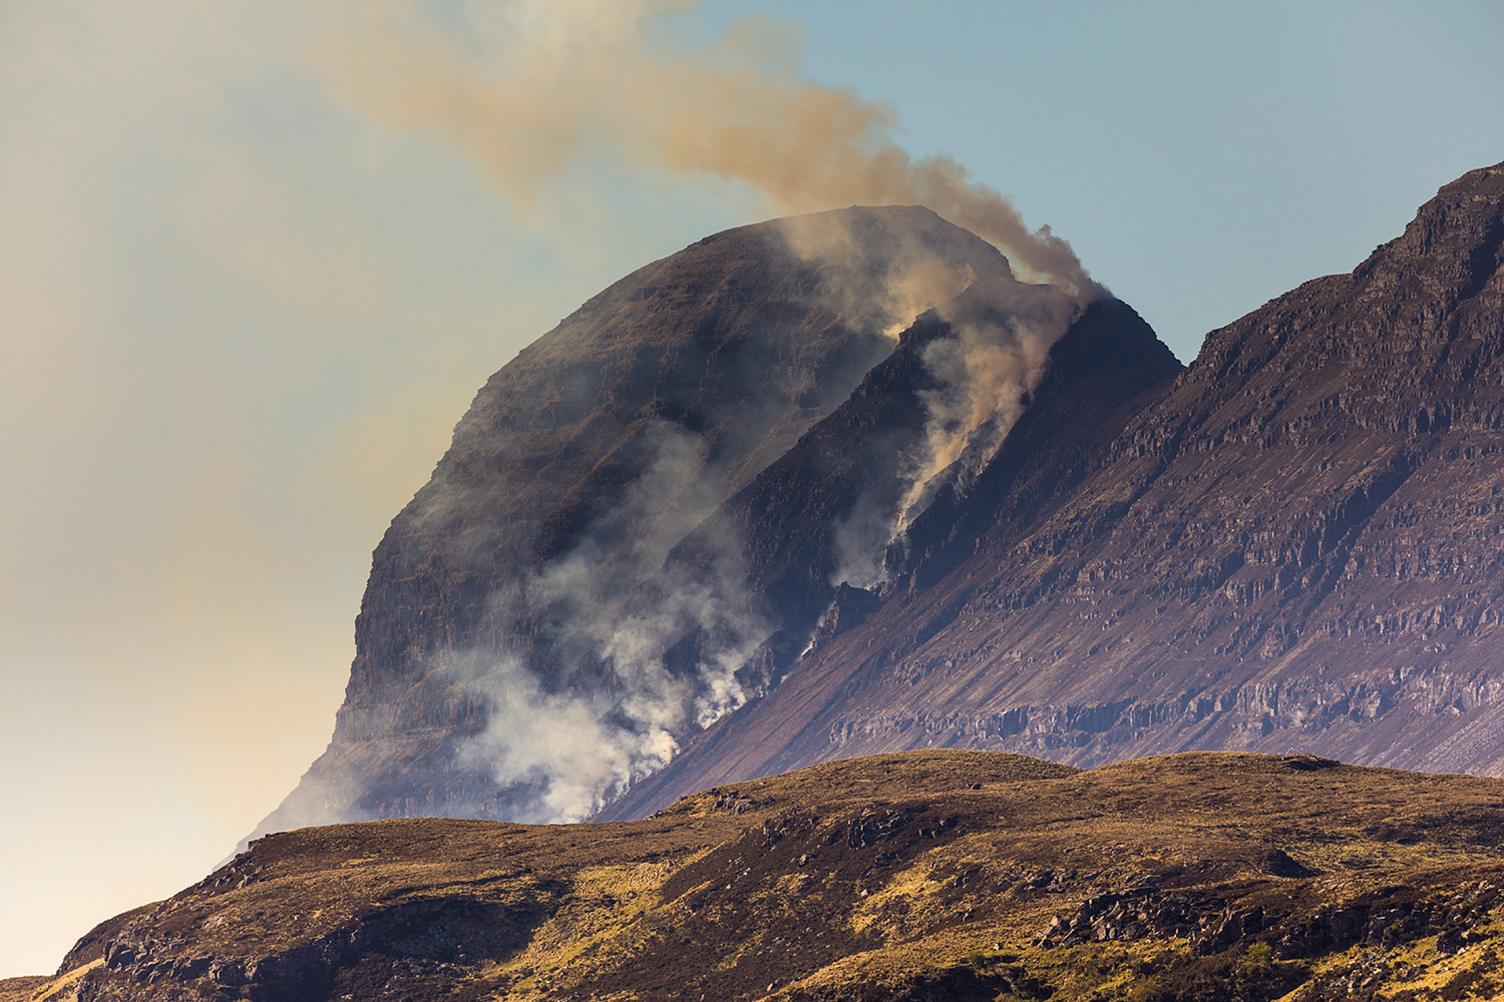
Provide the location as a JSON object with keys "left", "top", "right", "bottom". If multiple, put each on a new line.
{"left": 20, "top": 751, "right": 1504, "bottom": 1001}
{"left": 258, "top": 206, "right": 1013, "bottom": 833}
{"left": 660, "top": 291, "right": 1182, "bottom": 706}
{"left": 608, "top": 162, "right": 1504, "bottom": 815}
{"left": 266, "top": 161, "right": 1504, "bottom": 838}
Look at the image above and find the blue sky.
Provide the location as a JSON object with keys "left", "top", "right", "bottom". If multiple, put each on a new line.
{"left": 0, "top": 0, "right": 1500, "bottom": 977}
{"left": 708, "top": 1, "right": 1504, "bottom": 358}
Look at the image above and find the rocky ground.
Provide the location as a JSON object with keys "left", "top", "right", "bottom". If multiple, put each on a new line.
{"left": 12, "top": 750, "right": 1504, "bottom": 1001}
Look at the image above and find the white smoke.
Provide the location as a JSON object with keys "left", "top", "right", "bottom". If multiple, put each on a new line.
{"left": 449, "top": 422, "right": 771, "bottom": 821}
{"left": 829, "top": 278, "right": 1082, "bottom": 592}
{"left": 451, "top": 653, "right": 672, "bottom": 824}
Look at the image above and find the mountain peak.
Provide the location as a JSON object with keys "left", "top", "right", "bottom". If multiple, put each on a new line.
{"left": 1353, "top": 159, "right": 1504, "bottom": 298}
{"left": 265, "top": 160, "right": 1504, "bottom": 848}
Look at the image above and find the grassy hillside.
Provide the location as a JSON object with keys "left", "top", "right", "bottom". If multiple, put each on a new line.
{"left": 17, "top": 750, "right": 1504, "bottom": 1000}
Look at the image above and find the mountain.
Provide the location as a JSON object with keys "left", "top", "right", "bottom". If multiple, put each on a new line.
{"left": 657, "top": 288, "right": 1181, "bottom": 712}
{"left": 20, "top": 751, "right": 1504, "bottom": 1001}
{"left": 29, "top": 186, "right": 1504, "bottom": 996}
{"left": 266, "top": 161, "right": 1504, "bottom": 836}
{"left": 604, "top": 162, "right": 1504, "bottom": 817}
{"left": 258, "top": 205, "right": 1017, "bottom": 833}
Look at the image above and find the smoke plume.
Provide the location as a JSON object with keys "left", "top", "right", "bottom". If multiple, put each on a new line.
{"left": 898, "top": 280, "right": 1078, "bottom": 528}
{"left": 310, "top": 1, "right": 1100, "bottom": 298}
{"left": 828, "top": 277, "right": 1082, "bottom": 592}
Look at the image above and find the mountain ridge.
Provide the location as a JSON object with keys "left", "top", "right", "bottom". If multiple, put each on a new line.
{"left": 257, "top": 204, "right": 1025, "bottom": 835}
{"left": 22, "top": 166, "right": 1504, "bottom": 997}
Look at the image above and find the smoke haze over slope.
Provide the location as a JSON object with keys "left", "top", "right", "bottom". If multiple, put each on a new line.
{"left": 258, "top": 203, "right": 1083, "bottom": 831}
{"left": 312, "top": 1, "right": 1097, "bottom": 298}
{"left": 12, "top": 0, "right": 1503, "bottom": 981}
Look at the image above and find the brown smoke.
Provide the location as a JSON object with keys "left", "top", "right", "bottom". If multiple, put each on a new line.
{"left": 309, "top": 1, "right": 1101, "bottom": 299}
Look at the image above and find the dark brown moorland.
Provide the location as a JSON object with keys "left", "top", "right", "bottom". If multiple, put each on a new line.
{"left": 12, "top": 750, "right": 1504, "bottom": 1001}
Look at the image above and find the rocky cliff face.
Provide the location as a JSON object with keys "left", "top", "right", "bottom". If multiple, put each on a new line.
{"left": 607, "top": 163, "right": 1504, "bottom": 817}
{"left": 270, "top": 161, "right": 1504, "bottom": 835}
{"left": 257, "top": 205, "right": 1019, "bottom": 833}
{"left": 662, "top": 289, "right": 1181, "bottom": 710}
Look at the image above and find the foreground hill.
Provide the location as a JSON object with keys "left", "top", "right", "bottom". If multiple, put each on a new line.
{"left": 20, "top": 751, "right": 1504, "bottom": 1001}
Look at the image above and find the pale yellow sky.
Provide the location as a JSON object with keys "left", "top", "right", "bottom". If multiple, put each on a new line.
{"left": 0, "top": 1, "right": 746, "bottom": 975}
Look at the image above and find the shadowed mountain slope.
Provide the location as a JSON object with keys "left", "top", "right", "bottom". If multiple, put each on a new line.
{"left": 21, "top": 751, "right": 1504, "bottom": 1001}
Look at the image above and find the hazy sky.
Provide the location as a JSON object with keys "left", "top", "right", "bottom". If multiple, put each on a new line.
{"left": 2, "top": 0, "right": 1501, "bottom": 977}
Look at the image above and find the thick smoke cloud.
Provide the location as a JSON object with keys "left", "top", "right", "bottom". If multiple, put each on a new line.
{"left": 444, "top": 422, "right": 771, "bottom": 821}
{"left": 311, "top": 1, "right": 1105, "bottom": 820}
{"left": 310, "top": 1, "right": 1100, "bottom": 298}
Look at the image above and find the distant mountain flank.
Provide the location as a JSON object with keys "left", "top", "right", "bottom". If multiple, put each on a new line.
{"left": 265, "top": 161, "right": 1504, "bottom": 837}
{"left": 607, "top": 161, "right": 1504, "bottom": 816}
{"left": 23, "top": 751, "right": 1504, "bottom": 1001}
